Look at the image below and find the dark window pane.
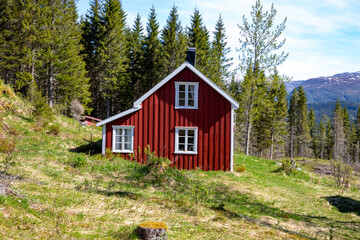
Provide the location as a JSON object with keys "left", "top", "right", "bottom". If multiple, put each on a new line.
{"left": 188, "top": 137, "right": 194, "bottom": 144}
{"left": 188, "top": 100, "right": 194, "bottom": 106}
{"left": 124, "top": 136, "right": 131, "bottom": 143}
{"left": 179, "top": 136, "right": 185, "bottom": 144}
{"left": 125, "top": 129, "right": 131, "bottom": 136}
{"left": 188, "top": 130, "right": 194, "bottom": 137}
{"left": 116, "top": 136, "right": 121, "bottom": 142}
{"left": 115, "top": 143, "right": 121, "bottom": 150}
{"left": 179, "top": 130, "right": 186, "bottom": 136}
{"left": 188, "top": 85, "right": 194, "bottom": 91}
{"left": 124, "top": 143, "right": 131, "bottom": 150}
{"left": 179, "top": 144, "right": 185, "bottom": 151}
{"left": 179, "top": 99, "right": 185, "bottom": 106}
{"left": 187, "top": 144, "right": 194, "bottom": 151}
{"left": 179, "top": 92, "right": 185, "bottom": 99}
{"left": 116, "top": 129, "right": 122, "bottom": 136}
{"left": 179, "top": 85, "right": 185, "bottom": 91}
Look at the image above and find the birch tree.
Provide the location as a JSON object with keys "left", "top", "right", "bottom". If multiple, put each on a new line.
{"left": 236, "top": 0, "right": 288, "bottom": 155}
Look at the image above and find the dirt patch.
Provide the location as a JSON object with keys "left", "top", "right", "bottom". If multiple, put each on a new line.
{"left": 312, "top": 164, "right": 332, "bottom": 177}
{"left": 309, "top": 161, "right": 360, "bottom": 179}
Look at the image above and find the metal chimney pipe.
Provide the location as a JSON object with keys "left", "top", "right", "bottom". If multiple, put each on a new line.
{"left": 186, "top": 47, "right": 196, "bottom": 67}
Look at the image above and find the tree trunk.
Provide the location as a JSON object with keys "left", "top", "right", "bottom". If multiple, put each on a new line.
{"left": 270, "top": 130, "right": 274, "bottom": 160}
{"left": 245, "top": 118, "right": 252, "bottom": 156}
{"left": 290, "top": 126, "right": 294, "bottom": 160}
{"left": 30, "top": 49, "right": 35, "bottom": 102}
{"left": 245, "top": 86, "right": 255, "bottom": 156}
{"left": 48, "top": 62, "right": 54, "bottom": 108}
{"left": 355, "top": 140, "right": 359, "bottom": 164}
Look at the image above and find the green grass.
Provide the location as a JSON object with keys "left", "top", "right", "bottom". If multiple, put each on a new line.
{"left": 0, "top": 89, "right": 359, "bottom": 239}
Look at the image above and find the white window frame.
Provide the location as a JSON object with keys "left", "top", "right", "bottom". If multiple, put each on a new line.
{"left": 112, "top": 126, "right": 135, "bottom": 153}
{"left": 174, "top": 127, "right": 198, "bottom": 154}
{"left": 175, "top": 82, "right": 199, "bottom": 109}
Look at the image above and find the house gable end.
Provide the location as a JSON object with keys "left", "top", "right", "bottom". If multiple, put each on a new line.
{"left": 97, "top": 62, "right": 239, "bottom": 127}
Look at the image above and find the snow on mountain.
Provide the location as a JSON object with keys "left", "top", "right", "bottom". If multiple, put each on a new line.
{"left": 285, "top": 71, "right": 360, "bottom": 104}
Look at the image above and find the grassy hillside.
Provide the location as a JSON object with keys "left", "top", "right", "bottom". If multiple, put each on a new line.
{"left": 0, "top": 83, "right": 359, "bottom": 239}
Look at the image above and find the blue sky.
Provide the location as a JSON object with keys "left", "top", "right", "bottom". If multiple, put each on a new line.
{"left": 77, "top": 0, "right": 360, "bottom": 81}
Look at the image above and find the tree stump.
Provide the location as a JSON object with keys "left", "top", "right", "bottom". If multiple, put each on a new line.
{"left": 136, "top": 222, "right": 168, "bottom": 240}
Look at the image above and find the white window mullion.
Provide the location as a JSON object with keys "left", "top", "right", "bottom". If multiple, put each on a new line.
{"left": 175, "top": 128, "right": 179, "bottom": 152}
{"left": 121, "top": 129, "right": 125, "bottom": 151}
{"left": 175, "top": 84, "right": 179, "bottom": 106}
{"left": 195, "top": 84, "right": 198, "bottom": 108}
{"left": 131, "top": 132, "right": 133, "bottom": 151}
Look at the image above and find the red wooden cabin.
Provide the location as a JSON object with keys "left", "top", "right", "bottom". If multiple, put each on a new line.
{"left": 97, "top": 55, "right": 239, "bottom": 171}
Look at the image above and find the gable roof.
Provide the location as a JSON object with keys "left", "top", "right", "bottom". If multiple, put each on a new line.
{"left": 97, "top": 62, "right": 239, "bottom": 127}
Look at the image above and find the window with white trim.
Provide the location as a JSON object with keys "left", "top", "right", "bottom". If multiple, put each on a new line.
{"left": 112, "top": 126, "right": 134, "bottom": 153}
{"left": 175, "top": 127, "right": 198, "bottom": 154}
{"left": 175, "top": 82, "right": 199, "bottom": 109}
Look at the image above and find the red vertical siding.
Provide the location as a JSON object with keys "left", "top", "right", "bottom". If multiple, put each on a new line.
{"left": 105, "top": 67, "right": 232, "bottom": 171}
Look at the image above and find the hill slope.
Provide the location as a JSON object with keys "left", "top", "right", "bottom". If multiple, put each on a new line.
{"left": 0, "top": 83, "right": 359, "bottom": 239}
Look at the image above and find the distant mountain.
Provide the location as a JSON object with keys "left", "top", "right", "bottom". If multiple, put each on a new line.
{"left": 285, "top": 71, "right": 360, "bottom": 121}
{"left": 284, "top": 80, "right": 304, "bottom": 93}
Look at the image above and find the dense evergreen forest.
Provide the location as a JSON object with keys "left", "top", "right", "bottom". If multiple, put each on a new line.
{"left": 1, "top": 0, "right": 359, "bottom": 165}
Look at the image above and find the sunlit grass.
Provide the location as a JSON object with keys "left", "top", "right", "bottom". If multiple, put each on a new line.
{"left": 0, "top": 92, "right": 359, "bottom": 239}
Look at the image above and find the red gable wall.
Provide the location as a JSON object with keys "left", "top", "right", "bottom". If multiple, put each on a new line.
{"left": 105, "top": 67, "right": 232, "bottom": 171}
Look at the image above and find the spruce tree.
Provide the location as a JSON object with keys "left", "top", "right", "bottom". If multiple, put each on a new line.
{"left": 252, "top": 72, "right": 287, "bottom": 159}
{"left": 318, "top": 120, "right": 326, "bottom": 159}
{"left": 308, "top": 108, "right": 317, "bottom": 157}
{"left": 81, "top": 0, "right": 103, "bottom": 115}
{"left": 269, "top": 75, "right": 287, "bottom": 159}
{"left": 211, "top": 15, "right": 232, "bottom": 88}
{"left": 348, "top": 123, "right": 358, "bottom": 163}
{"left": 325, "top": 117, "right": 333, "bottom": 159}
{"left": 187, "top": 8, "right": 212, "bottom": 76}
{"left": 287, "top": 86, "right": 311, "bottom": 158}
{"left": 355, "top": 107, "right": 360, "bottom": 164}
{"left": 143, "top": 6, "right": 163, "bottom": 91}
{"left": 0, "top": 0, "right": 21, "bottom": 85}
{"left": 288, "top": 89, "right": 298, "bottom": 159}
{"left": 0, "top": 0, "right": 90, "bottom": 110}
{"left": 128, "top": 14, "right": 145, "bottom": 102}
{"left": 238, "top": 64, "right": 267, "bottom": 155}
{"left": 296, "top": 86, "right": 311, "bottom": 157}
{"left": 161, "top": 5, "right": 187, "bottom": 77}
{"left": 99, "top": 0, "right": 129, "bottom": 117}
{"left": 342, "top": 106, "right": 352, "bottom": 161}
{"left": 39, "top": 0, "right": 90, "bottom": 109}
{"left": 0, "top": 0, "right": 42, "bottom": 97}
{"left": 332, "top": 100, "right": 346, "bottom": 161}
{"left": 252, "top": 82, "right": 271, "bottom": 156}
